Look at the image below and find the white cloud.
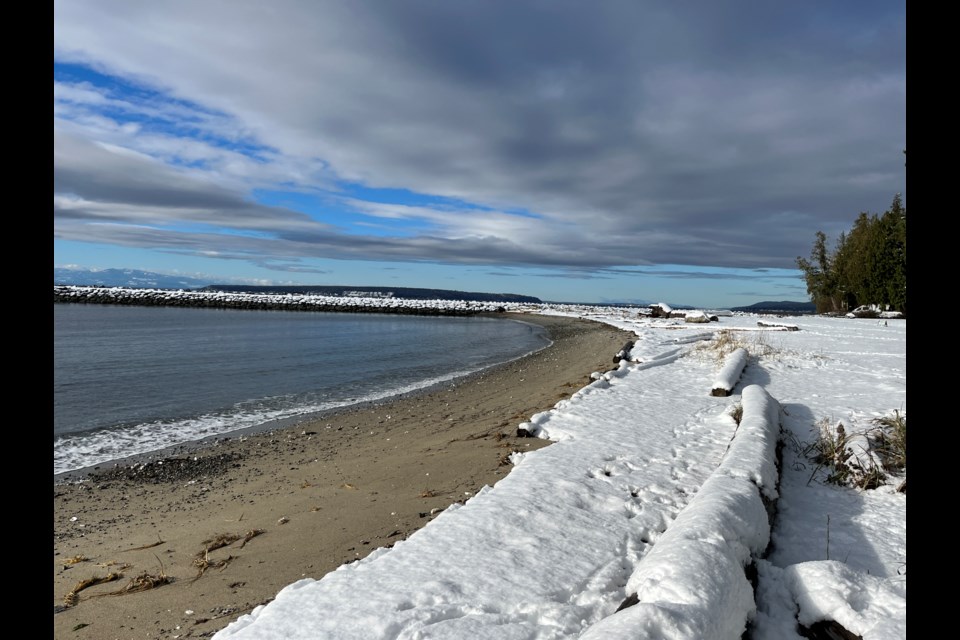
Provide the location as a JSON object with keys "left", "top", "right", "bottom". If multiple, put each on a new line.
{"left": 53, "top": 0, "right": 905, "bottom": 273}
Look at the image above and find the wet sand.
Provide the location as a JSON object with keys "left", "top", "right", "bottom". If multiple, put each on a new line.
{"left": 53, "top": 313, "right": 634, "bottom": 639}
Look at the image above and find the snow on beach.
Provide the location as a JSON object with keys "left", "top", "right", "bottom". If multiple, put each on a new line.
{"left": 213, "top": 309, "right": 905, "bottom": 639}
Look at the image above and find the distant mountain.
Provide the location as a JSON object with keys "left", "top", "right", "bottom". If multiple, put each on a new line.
{"left": 730, "top": 300, "right": 816, "bottom": 314}
{"left": 54, "top": 268, "right": 211, "bottom": 290}
{"left": 595, "top": 298, "right": 655, "bottom": 307}
{"left": 200, "top": 284, "right": 542, "bottom": 304}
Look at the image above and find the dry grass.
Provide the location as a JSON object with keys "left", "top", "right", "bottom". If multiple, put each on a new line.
{"left": 695, "top": 329, "right": 778, "bottom": 364}
{"left": 806, "top": 418, "right": 887, "bottom": 490}
{"left": 712, "top": 329, "right": 741, "bottom": 355}
{"left": 870, "top": 410, "right": 906, "bottom": 472}
{"left": 804, "top": 410, "right": 906, "bottom": 490}
{"left": 730, "top": 403, "right": 744, "bottom": 426}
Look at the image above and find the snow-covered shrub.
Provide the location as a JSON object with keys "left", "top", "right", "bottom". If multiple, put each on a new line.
{"left": 807, "top": 419, "right": 886, "bottom": 490}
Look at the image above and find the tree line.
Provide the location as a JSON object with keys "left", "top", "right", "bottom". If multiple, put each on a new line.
{"left": 796, "top": 194, "right": 906, "bottom": 314}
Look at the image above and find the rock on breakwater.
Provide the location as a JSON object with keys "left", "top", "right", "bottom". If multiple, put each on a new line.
{"left": 54, "top": 285, "right": 511, "bottom": 316}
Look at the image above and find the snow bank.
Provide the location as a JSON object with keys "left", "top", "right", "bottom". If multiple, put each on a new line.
{"left": 787, "top": 561, "right": 906, "bottom": 639}
{"left": 710, "top": 347, "right": 748, "bottom": 397}
{"left": 752, "top": 560, "right": 906, "bottom": 640}
{"left": 580, "top": 385, "right": 781, "bottom": 639}
{"left": 202, "top": 311, "right": 905, "bottom": 639}
{"left": 214, "top": 332, "right": 748, "bottom": 639}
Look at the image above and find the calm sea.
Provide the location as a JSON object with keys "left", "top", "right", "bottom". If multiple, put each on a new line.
{"left": 54, "top": 304, "right": 549, "bottom": 476}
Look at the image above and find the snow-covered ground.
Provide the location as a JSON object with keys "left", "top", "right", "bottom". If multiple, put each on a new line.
{"left": 209, "top": 309, "right": 905, "bottom": 639}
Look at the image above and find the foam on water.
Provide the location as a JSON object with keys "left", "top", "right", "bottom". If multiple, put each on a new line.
{"left": 54, "top": 303, "right": 551, "bottom": 476}
{"left": 54, "top": 364, "right": 490, "bottom": 476}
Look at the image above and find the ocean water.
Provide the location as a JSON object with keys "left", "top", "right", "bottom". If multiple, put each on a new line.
{"left": 54, "top": 304, "right": 549, "bottom": 476}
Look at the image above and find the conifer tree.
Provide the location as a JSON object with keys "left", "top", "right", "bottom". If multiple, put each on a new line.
{"left": 796, "top": 194, "right": 906, "bottom": 314}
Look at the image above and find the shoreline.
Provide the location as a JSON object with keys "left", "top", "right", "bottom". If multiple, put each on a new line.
{"left": 55, "top": 312, "right": 552, "bottom": 481}
{"left": 53, "top": 313, "right": 634, "bottom": 639}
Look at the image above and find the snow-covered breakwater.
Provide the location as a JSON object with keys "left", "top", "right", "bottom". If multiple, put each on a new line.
{"left": 53, "top": 285, "right": 512, "bottom": 316}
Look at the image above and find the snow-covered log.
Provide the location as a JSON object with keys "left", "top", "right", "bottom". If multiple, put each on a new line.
{"left": 783, "top": 561, "right": 906, "bottom": 639}
{"left": 581, "top": 385, "right": 781, "bottom": 640}
{"left": 613, "top": 341, "right": 635, "bottom": 363}
{"left": 718, "top": 385, "right": 782, "bottom": 502}
{"left": 756, "top": 321, "right": 799, "bottom": 331}
{"left": 649, "top": 302, "right": 673, "bottom": 318}
{"left": 684, "top": 311, "right": 710, "bottom": 323}
{"left": 710, "top": 348, "right": 748, "bottom": 397}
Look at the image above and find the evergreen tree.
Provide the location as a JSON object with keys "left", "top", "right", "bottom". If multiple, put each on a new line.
{"left": 796, "top": 230, "right": 841, "bottom": 313}
{"left": 796, "top": 194, "right": 906, "bottom": 314}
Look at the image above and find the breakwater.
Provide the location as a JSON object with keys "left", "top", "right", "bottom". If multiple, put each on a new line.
{"left": 53, "top": 285, "right": 511, "bottom": 316}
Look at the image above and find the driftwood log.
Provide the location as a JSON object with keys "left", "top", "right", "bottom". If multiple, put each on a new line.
{"left": 613, "top": 341, "right": 635, "bottom": 363}
{"left": 799, "top": 620, "right": 863, "bottom": 640}
{"left": 710, "top": 348, "right": 749, "bottom": 397}
{"left": 516, "top": 422, "right": 538, "bottom": 438}
{"left": 757, "top": 321, "right": 799, "bottom": 331}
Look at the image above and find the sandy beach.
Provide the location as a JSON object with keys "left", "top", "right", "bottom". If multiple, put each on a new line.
{"left": 54, "top": 313, "right": 634, "bottom": 639}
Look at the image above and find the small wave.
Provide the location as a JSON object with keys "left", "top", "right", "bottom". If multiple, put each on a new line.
{"left": 53, "top": 364, "right": 489, "bottom": 476}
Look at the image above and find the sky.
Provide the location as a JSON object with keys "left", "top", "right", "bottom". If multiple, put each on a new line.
{"left": 53, "top": 1, "right": 906, "bottom": 308}
{"left": 209, "top": 310, "right": 905, "bottom": 639}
